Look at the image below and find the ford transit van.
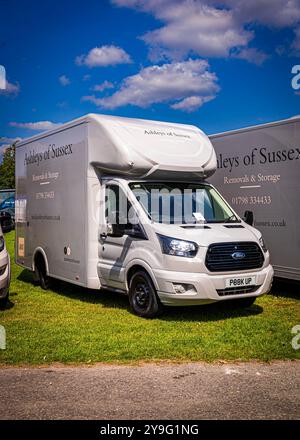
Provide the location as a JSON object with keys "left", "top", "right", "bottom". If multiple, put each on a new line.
{"left": 15, "top": 114, "right": 273, "bottom": 317}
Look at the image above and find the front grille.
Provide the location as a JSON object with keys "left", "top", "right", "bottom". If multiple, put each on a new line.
{"left": 217, "top": 285, "right": 261, "bottom": 297}
{"left": 205, "top": 241, "right": 264, "bottom": 272}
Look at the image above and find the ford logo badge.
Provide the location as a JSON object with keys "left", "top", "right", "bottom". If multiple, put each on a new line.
{"left": 231, "top": 251, "right": 246, "bottom": 260}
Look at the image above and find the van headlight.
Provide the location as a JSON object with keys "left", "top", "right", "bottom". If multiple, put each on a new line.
{"left": 259, "top": 235, "right": 267, "bottom": 252}
{"left": 157, "top": 234, "right": 198, "bottom": 258}
{"left": 0, "top": 236, "right": 4, "bottom": 252}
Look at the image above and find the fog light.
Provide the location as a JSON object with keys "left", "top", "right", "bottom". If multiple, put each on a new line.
{"left": 173, "top": 283, "right": 196, "bottom": 294}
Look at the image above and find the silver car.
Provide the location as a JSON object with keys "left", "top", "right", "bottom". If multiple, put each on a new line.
{"left": 0, "top": 226, "right": 10, "bottom": 308}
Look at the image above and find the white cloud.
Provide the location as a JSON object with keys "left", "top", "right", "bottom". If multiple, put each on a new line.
{"left": 76, "top": 45, "right": 132, "bottom": 67}
{"left": 143, "top": 3, "right": 252, "bottom": 59}
{"left": 0, "top": 80, "right": 20, "bottom": 96}
{"left": 10, "top": 121, "right": 62, "bottom": 131}
{"left": 171, "top": 95, "right": 215, "bottom": 112}
{"left": 112, "top": 0, "right": 171, "bottom": 10}
{"left": 91, "top": 80, "right": 114, "bottom": 92}
{"left": 112, "top": 0, "right": 300, "bottom": 61}
{"left": 59, "top": 75, "right": 70, "bottom": 86}
{"left": 224, "top": 0, "right": 300, "bottom": 28}
{"left": 292, "top": 25, "right": 300, "bottom": 52}
{"left": 82, "top": 59, "right": 219, "bottom": 111}
{"left": 114, "top": 0, "right": 300, "bottom": 28}
{"left": 0, "top": 136, "right": 22, "bottom": 144}
{"left": 113, "top": 1, "right": 253, "bottom": 59}
{"left": 0, "top": 137, "right": 22, "bottom": 159}
{"left": 232, "top": 48, "right": 269, "bottom": 65}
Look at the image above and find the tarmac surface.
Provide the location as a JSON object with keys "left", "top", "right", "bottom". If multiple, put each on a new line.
{"left": 0, "top": 361, "right": 299, "bottom": 420}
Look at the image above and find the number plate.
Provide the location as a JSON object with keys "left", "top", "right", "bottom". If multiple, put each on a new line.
{"left": 225, "top": 276, "right": 256, "bottom": 288}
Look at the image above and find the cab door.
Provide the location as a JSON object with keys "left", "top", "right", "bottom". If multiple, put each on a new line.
{"left": 98, "top": 183, "right": 135, "bottom": 290}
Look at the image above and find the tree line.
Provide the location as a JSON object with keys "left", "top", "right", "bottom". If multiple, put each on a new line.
{"left": 0, "top": 143, "right": 15, "bottom": 189}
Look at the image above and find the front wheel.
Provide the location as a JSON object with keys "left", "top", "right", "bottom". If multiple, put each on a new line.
{"left": 0, "top": 291, "right": 9, "bottom": 310}
{"left": 129, "top": 271, "right": 163, "bottom": 318}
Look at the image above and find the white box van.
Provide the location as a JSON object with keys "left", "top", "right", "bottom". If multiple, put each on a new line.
{"left": 0, "top": 226, "right": 10, "bottom": 308}
{"left": 15, "top": 114, "right": 273, "bottom": 317}
{"left": 209, "top": 117, "right": 300, "bottom": 281}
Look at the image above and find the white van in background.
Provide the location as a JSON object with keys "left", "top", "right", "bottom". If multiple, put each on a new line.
{"left": 209, "top": 117, "right": 300, "bottom": 281}
{"left": 0, "top": 226, "right": 10, "bottom": 308}
{"left": 15, "top": 114, "right": 273, "bottom": 317}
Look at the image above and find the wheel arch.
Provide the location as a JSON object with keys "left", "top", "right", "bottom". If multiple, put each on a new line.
{"left": 126, "top": 260, "right": 159, "bottom": 292}
{"left": 32, "top": 247, "right": 49, "bottom": 275}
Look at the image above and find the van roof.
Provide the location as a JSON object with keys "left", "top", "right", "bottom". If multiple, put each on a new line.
{"left": 16, "top": 113, "right": 199, "bottom": 147}
{"left": 209, "top": 115, "right": 300, "bottom": 139}
{"left": 16, "top": 113, "right": 217, "bottom": 179}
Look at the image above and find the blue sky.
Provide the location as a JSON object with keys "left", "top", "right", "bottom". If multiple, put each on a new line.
{"left": 1, "top": 0, "right": 300, "bottom": 156}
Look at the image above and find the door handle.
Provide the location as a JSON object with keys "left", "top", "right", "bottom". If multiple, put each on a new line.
{"left": 100, "top": 232, "right": 107, "bottom": 241}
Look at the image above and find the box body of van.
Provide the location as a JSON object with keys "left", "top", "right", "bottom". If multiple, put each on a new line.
{"left": 209, "top": 117, "right": 300, "bottom": 281}
{"left": 15, "top": 114, "right": 273, "bottom": 317}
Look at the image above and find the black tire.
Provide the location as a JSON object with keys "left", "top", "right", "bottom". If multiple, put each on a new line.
{"left": 232, "top": 296, "right": 256, "bottom": 308}
{"left": 129, "top": 270, "right": 163, "bottom": 318}
{"left": 0, "top": 291, "right": 9, "bottom": 310}
{"left": 35, "top": 255, "right": 51, "bottom": 290}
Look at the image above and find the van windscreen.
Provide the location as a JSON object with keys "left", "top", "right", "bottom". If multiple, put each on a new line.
{"left": 129, "top": 182, "right": 239, "bottom": 225}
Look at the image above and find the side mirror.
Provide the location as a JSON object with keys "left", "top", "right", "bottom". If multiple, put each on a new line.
{"left": 107, "top": 222, "right": 147, "bottom": 239}
{"left": 244, "top": 210, "right": 254, "bottom": 226}
{"left": 107, "top": 223, "right": 125, "bottom": 237}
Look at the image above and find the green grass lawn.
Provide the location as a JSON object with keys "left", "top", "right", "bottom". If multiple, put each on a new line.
{"left": 0, "top": 231, "right": 299, "bottom": 365}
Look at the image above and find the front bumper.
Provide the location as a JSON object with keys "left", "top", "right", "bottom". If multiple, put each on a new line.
{"left": 0, "top": 251, "right": 10, "bottom": 298}
{"left": 154, "top": 264, "right": 274, "bottom": 306}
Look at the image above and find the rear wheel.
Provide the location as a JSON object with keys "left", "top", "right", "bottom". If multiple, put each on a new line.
{"left": 129, "top": 271, "right": 163, "bottom": 318}
{"left": 34, "top": 254, "right": 51, "bottom": 290}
